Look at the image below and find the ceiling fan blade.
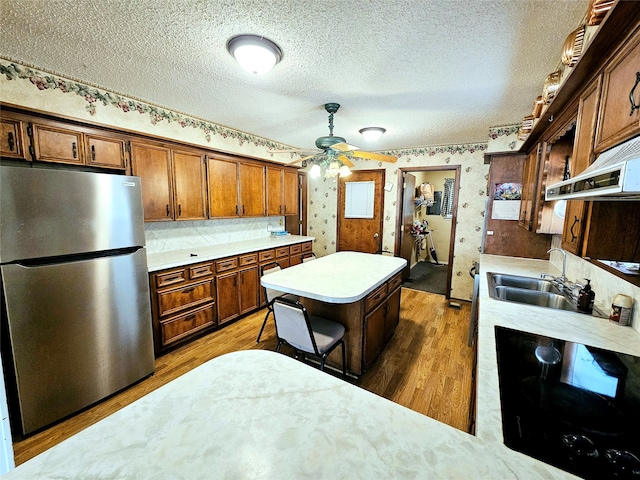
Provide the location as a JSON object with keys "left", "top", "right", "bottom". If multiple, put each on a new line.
{"left": 330, "top": 142, "right": 359, "bottom": 152}
{"left": 287, "top": 154, "right": 317, "bottom": 165}
{"left": 351, "top": 151, "right": 398, "bottom": 163}
{"left": 338, "top": 155, "right": 354, "bottom": 168}
{"left": 270, "top": 148, "right": 318, "bottom": 154}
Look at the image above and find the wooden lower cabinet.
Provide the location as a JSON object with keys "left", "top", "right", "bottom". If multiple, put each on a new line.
{"left": 150, "top": 241, "right": 313, "bottom": 355}
{"left": 150, "top": 261, "right": 217, "bottom": 354}
{"left": 363, "top": 283, "right": 401, "bottom": 370}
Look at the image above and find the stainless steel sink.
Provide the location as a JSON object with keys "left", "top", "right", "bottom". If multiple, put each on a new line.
{"left": 487, "top": 272, "right": 606, "bottom": 317}
{"left": 489, "top": 273, "right": 558, "bottom": 292}
{"left": 493, "top": 286, "right": 575, "bottom": 311}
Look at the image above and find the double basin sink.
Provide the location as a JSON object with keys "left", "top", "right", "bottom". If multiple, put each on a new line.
{"left": 487, "top": 272, "right": 606, "bottom": 318}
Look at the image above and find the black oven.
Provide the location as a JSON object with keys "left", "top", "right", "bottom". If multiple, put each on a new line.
{"left": 495, "top": 326, "right": 640, "bottom": 479}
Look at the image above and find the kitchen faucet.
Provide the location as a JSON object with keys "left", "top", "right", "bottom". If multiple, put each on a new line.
{"left": 542, "top": 248, "right": 567, "bottom": 286}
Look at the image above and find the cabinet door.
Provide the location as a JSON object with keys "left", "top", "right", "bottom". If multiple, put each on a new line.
{"left": 363, "top": 302, "right": 386, "bottom": 369}
{"left": 561, "top": 201, "right": 587, "bottom": 255}
{"left": 266, "top": 166, "right": 283, "bottom": 215}
{"left": 239, "top": 162, "right": 265, "bottom": 216}
{"left": 583, "top": 201, "right": 640, "bottom": 262}
{"left": 208, "top": 157, "right": 239, "bottom": 218}
{"left": 85, "top": 134, "right": 127, "bottom": 170}
{"left": 131, "top": 142, "right": 173, "bottom": 221}
{"left": 595, "top": 27, "right": 640, "bottom": 152}
{"left": 238, "top": 266, "right": 259, "bottom": 315}
{"left": 283, "top": 169, "right": 299, "bottom": 215}
{"left": 384, "top": 287, "right": 401, "bottom": 341}
{"left": 173, "top": 150, "right": 207, "bottom": 220}
{"left": 31, "top": 122, "right": 84, "bottom": 165}
{"left": 216, "top": 272, "right": 240, "bottom": 325}
{"left": 0, "top": 116, "right": 28, "bottom": 160}
{"left": 518, "top": 145, "right": 540, "bottom": 231}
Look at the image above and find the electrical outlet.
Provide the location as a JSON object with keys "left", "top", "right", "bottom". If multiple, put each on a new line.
{"left": 487, "top": 230, "right": 494, "bottom": 236}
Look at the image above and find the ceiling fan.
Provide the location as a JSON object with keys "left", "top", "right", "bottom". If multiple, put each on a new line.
{"left": 272, "top": 103, "right": 398, "bottom": 172}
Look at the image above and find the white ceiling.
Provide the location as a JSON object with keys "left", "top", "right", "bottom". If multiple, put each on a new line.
{"left": 0, "top": 0, "right": 589, "bottom": 153}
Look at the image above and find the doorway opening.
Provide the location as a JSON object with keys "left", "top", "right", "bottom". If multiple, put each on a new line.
{"left": 395, "top": 166, "right": 461, "bottom": 298}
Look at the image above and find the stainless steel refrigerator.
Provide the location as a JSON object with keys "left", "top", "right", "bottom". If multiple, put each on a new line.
{"left": 0, "top": 165, "right": 155, "bottom": 435}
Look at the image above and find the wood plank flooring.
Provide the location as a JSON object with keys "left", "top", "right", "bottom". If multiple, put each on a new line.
{"left": 11, "top": 288, "right": 474, "bottom": 466}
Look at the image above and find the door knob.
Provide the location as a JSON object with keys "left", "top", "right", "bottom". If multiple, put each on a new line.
{"left": 374, "top": 233, "right": 379, "bottom": 238}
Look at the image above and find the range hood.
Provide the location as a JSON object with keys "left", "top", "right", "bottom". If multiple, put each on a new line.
{"left": 545, "top": 136, "right": 640, "bottom": 201}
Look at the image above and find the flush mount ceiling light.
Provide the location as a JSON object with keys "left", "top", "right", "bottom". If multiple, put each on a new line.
{"left": 359, "top": 127, "right": 386, "bottom": 141}
{"left": 226, "top": 34, "right": 282, "bottom": 75}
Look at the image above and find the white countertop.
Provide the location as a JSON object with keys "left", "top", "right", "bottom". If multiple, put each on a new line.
{"left": 260, "top": 251, "right": 406, "bottom": 303}
{"left": 145, "top": 235, "right": 315, "bottom": 272}
{"left": 8, "top": 254, "right": 638, "bottom": 478}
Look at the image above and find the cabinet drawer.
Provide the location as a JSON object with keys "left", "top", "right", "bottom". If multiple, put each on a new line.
{"left": 275, "top": 246, "right": 289, "bottom": 258}
{"left": 157, "top": 280, "right": 214, "bottom": 317}
{"left": 160, "top": 304, "right": 215, "bottom": 346}
{"left": 366, "top": 283, "right": 388, "bottom": 313}
{"left": 216, "top": 257, "right": 238, "bottom": 273}
{"left": 239, "top": 253, "right": 258, "bottom": 266}
{"left": 259, "top": 249, "right": 275, "bottom": 262}
{"left": 387, "top": 272, "right": 403, "bottom": 292}
{"left": 155, "top": 268, "right": 187, "bottom": 288}
{"left": 301, "top": 242, "right": 312, "bottom": 253}
{"left": 189, "top": 262, "right": 214, "bottom": 280}
{"left": 290, "top": 244, "right": 302, "bottom": 254}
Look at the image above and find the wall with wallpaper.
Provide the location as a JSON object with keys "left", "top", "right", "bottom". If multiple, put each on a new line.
{"left": 1, "top": 59, "right": 526, "bottom": 300}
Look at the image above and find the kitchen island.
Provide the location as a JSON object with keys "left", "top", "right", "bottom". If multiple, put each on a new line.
{"left": 261, "top": 251, "right": 406, "bottom": 375}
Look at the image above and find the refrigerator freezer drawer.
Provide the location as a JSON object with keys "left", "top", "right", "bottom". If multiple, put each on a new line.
{"left": 1, "top": 248, "right": 154, "bottom": 434}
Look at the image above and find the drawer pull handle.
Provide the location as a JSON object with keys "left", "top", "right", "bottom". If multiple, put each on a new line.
{"left": 91, "top": 144, "right": 96, "bottom": 161}
{"left": 178, "top": 204, "right": 182, "bottom": 216}
{"left": 72, "top": 142, "right": 77, "bottom": 158}
{"left": 166, "top": 204, "right": 170, "bottom": 217}
{"left": 630, "top": 72, "right": 640, "bottom": 116}
{"left": 165, "top": 275, "right": 183, "bottom": 282}
{"left": 182, "top": 287, "right": 195, "bottom": 294}
{"left": 7, "top": 132, "right": 15, "bottom": 151}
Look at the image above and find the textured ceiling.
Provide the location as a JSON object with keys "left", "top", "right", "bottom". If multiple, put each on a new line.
{"left": 0, "top": 0, "right": 589, "bottom": 152}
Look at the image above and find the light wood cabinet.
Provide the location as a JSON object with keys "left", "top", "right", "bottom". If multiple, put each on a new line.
{"left": 561, "top": 78, "right": 601, "bottom": 255}
{"left": 215, "top": 254, "right": 260, "bottom": 325}
{"left": 0, "top": 112, "right": 28, "bottom": 160}
{"left": 30, "top": 118, "right": 127, "bottom": 170}
{"left": 207, "top": 155, "right": 265, "bottom": 218}
{"left": 518, "top": 145, "right": 541, "bottom": 231}
{"left": 131, "top": 141, "right": 207, "bottom": 222}
{"left": 149, "top": 261, "right": 217, "bottom": 354}
{"left": 266, "top": 166, "right": 299, "bottom": 216}
{"left": 595, "top": 25, "right": 640, "bottom": 153}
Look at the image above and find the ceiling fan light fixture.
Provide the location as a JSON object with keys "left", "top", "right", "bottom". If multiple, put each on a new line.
{"left": 309, "top": 164, "right": 322, "bottom": 178}
{"left": 359, "top": 127, "right": 386, "bottom": 141}
{"left": 338, "top": 165, "right": 352, "bottom": 177}
{"left": 226, "top": 34, "right": 282, "bottom": 75}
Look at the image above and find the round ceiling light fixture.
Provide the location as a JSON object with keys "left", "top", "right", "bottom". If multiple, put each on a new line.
{"left": 226, "top": 34, "right": 282, "bottom": 75}
{"left": 359, "top": 127, "right": 386, "bottom": 141}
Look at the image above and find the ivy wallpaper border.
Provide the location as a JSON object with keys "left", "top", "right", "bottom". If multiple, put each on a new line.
{"left": 0, "top": 59, "right": 294, "bottom": 153}
{"left": 383, "top": 142, "right": 487, "bottom": 158}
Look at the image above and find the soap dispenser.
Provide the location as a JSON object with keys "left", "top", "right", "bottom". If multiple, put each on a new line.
{"left": 577, "top": 279, "right": 595, "bottom": 313}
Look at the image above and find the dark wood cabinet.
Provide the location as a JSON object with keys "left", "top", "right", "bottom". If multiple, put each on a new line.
{"left": 207, "top": 156, "right": 266, "bottom": 218}
{"left": 266, "top": 166, "right": 299, "bottom": 216}
{"left": 172, "top": 149, "right": 207, "bottom": 220}
{"left": 215, "top": 254, "right": 260, "bottom": 325}
{"left": 239, "top": 162, "right": 265, "bottom": 217}
{"left": 150, "top": 261, "right": 217, "bottom": 354}
{"left": 283, "top": 169, "right": 299, "bottom": 215}
{"left": 85, "top": 134, "right": 127, "bottom": 169}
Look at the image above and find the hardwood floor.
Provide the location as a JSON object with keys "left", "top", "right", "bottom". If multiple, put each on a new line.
{"left": 11, "top": 288, "right": 474, "bottom": 466}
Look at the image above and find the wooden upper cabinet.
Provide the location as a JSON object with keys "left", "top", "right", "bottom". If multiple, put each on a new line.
{"left": 283, "top": 169, "right": 298, "bottom": 216}
{"left": 518, "top": 145, "right": 540, "bottom": 231}
{"left": 31, "top": 121, "right": 84, "bottom": 165}
{"left": 595, "top": 26, "right": 640, "bottom": 153}
{"left": 0, "top": 114, "right": 28, "bottom": 160}
{"left": 238, "top": 162, "right": 265, "bottom": 217}
{"left": 207, "top": 156, "right": 239, "bottom": 218}
{"left": 172, "top": 150, "right": 207, "bottom": 220}
{"left": 85, "top": 134, "right": 126, "bottom": 169}
{"left": 266, "top": 166, "right": 284, "bottom": 215}
{"left": 131, "top": 142, "right": 173, "bottom": 221}
{"left": 561, "top": 78, "right": 601, "bottom": 255}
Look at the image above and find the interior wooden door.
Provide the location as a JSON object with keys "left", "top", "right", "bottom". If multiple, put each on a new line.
{"left": 337, "top": 170, "right": 384, "bottom": 253}
{"left": 400, "top": 173, "right": 416, "bottom": 279}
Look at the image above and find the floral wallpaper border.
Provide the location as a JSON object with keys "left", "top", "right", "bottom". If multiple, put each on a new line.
{"left": 488, "top": 125, "right": 520, "bottom": 139}
{"left": 383, "top": 143, "right": 487, "bottom": 158}
{"left": 0, "top": 59, "right": 293, "bottom": 153}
